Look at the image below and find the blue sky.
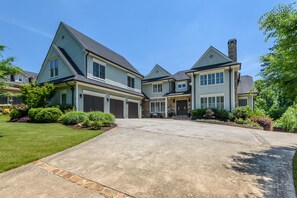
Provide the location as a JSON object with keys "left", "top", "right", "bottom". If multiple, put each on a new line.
{"left": 0, "top": 0, "right": 294, "bottom": 79}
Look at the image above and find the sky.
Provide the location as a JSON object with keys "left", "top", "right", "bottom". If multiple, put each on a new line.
{"left": 0, "top": 0, "right": 294, "bottom": 79}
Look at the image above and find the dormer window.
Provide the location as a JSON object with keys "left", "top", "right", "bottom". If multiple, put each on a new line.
{"left": 177, "top": 83, "right": 186, "bottom": 89}
{"left": 50, "top": 59, "right": 58, "bottom": 77}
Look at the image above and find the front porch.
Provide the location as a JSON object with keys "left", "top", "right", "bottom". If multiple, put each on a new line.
{"left": 167, "top": 95, "right": 191, "bottom": 118}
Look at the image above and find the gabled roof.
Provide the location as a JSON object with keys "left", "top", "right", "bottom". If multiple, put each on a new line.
{"left": 23, "top": 70, "right": 38, "bottom": 78}
{"left": 238, "top": 75, "right": 256, "bottom": 94}
{"left": 61, "top": 22, "right": 142, "bottom": 77}
{"left": 192, "top": 46, "right": 233, "bottom": 69}
{"left": 171, "top": 70, "right": 190, "bottom": 81}
{"left": 143, "top": 64, "right": 172, "bottom": 80}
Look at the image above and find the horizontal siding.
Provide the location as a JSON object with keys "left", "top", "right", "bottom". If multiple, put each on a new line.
{"left": 142, "top": 81, "right": 171, "bottom": 99}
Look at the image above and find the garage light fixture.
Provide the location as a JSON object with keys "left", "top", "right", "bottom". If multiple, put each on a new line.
{"left": 79, "top": 94, "right": 82, "bottom": 98}
{"left": 106, "top": 98, "right": 109, "bottom": 102}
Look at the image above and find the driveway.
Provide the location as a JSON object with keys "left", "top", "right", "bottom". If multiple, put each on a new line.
{"left": 0, "top": 119, "right": 296, "bottom": 197}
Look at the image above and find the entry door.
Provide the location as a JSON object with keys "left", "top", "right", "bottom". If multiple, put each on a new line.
{"left": 83, "top": 95, "right": 104, "bottom": 112}
{"left": 128, "top": 102, "right": 138, "bottom": 118}
{"left": 110, "top": 99, "right": 124, "bottom": 118}
{"left": 176, "top": 100, "right": 188, "bottom": 115}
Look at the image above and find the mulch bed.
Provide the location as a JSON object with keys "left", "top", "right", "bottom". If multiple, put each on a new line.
{"left": 68, "top": 123, "right": 117, "bottom": 132}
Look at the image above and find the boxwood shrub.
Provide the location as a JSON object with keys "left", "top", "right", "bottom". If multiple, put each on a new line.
{"left": 191, "top": 109, "right": 206, "bottom": 119}
{"left": 63, "top": 111, "right": 88, "bottom": 125}
{"left": 28, "top": 107, "right": 63, "bottom": 123}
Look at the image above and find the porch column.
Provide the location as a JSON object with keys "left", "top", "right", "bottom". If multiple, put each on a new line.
{"left": 165, "top": 97, "right": 168, "bottom": 118}
{"left": 191, "top": 74, "right": 195, "bottom": 110}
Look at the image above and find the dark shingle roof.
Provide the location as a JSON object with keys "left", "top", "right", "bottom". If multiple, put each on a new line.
{"left": 238, "top": 75, "right": 256, "bottom": 94}
{"left": 171, "top": 70, "right": 190, "bottom": 81}
{"left": 163, "top": 89, "right": 191, "bottom": 97}
{"left": 186, "top": 62, "right": 240, "bottom": 74}
{"left": 62, "top": 22, "right": 142, "bottom": 77}
{"left": 23, "top": 70, "right": 38, "bottom": 78}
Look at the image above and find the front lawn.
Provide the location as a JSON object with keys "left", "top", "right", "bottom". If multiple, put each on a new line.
{"left": 0, "top": 115, "right": 102, "bottom": 173}
{"left": 293, "top": 152, "right": 297, "bottom": 195}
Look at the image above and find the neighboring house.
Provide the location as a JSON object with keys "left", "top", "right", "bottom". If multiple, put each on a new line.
{"left": 37, "top": 22, "right": 143, "bottom": 118}
{"left": 142, "top": 39, "right": 256, "bottom": 118}
{"left": 0, "top": 70, "right": 37, "bottom": 105}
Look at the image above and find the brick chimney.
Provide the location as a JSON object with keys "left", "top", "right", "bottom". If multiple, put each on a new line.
{"left": 228, "top": 38, "right": 237, "bottom": 62}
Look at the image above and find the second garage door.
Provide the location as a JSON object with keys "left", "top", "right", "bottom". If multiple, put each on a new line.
{"left": 110, "top": 99, "right": 124, "bottom": 118}
{"left": 128, "top": 102, "right": 138, "bottom": 118}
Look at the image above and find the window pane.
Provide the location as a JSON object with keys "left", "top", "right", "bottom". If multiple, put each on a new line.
{"left": 239, "top": 99, "right": 248, "bottom": 107}
{"left": 217, "top": 96, "right": 224, "bottom": 110}
{"left": 132, "top": 78, "right": 135, "bottom": 88}
{"left": 50, "top": 68, "right": 54, "bottom": 77}
{"left": 208, "top": 97, "right": 215, "bottom": 108}
{"left": 153, "top": 85, "right": 157, "bottom": 93}
{"left": 100, "top": 65, "right": 105, "bottom": 79}
{"left": 200, "top": 75, "right": 207, "bottom": 86}
{"left": 216, "top": 72, "right": 224, "bottom": 84}
{"left": 55, "top": 66, "right": 58, "bottom": 76}
{"left": 156, "top": 102, "right": 160, "bottom": 112}
{"left": 151, "top": 102, "right": 155, "bottom": 112}
{"left": 201, "top": 98, "right": 207, "bottom": 109}
{"left": 62, "top": 94, "right": 67, "bottom": 105}
{"left": 158, "top": 84, "right": 162, "bottom": 92}
{"left": 93, "top": 63, "right": 99, "bottom": 77}
{"left": 161, "top": 102, "right": 165, "bottom": 112}
{"left": 208, "top": 73, "right": 215, "bottom": 85}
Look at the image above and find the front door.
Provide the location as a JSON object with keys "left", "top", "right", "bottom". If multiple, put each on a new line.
{"left": 176, "top": 100, "right": 188, "bottom": 115}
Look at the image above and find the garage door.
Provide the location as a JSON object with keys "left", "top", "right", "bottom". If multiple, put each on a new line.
{"left": 128, "top": 102, "right": 138, "bottom": 118}
{"left": 83, "top": 94, "right": 104, "bottom": 112}
{"left": 110, "top": 99, "right": 124, "bottom": 118}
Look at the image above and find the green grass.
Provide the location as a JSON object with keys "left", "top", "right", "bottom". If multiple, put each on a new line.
{"left": 0, "top": 115, "right": 102, "bottom": 173}
{"left": 293, "top": 152, "right": 297, "bottom": 195}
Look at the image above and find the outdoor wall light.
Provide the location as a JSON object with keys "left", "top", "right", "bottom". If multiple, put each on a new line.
{"left": 79, "top": 94, "right": 82, "bottom": 98}
{"left": 106, "top": 98, "right": 109, "bottom": 102}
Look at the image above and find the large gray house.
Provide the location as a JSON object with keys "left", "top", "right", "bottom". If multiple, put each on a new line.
{"left": 38, "top": 22, "right": 255, "bottom": 118}
{"left": 37, "top": 22, "right": 143, "bottom": 118}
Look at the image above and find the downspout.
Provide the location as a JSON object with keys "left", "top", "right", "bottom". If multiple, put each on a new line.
{"left": 229, "top": 66, "right": 232, "bottom": 112}
{"left": 66, "top": 81, "right": 74, "bottom": 107}
{"left": 193, "top": 73, "right": 196, "bottom": 109}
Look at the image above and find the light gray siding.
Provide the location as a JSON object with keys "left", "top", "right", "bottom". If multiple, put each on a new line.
{"left": 48, "top": 87, "right": 73, "bottom": 106}
{"left": 142, "top": 81, "right": 171, "bottom": 98}
{"left": 54, "top": 26, "right": 85, "bottom": 75}
{"left": 86, "top": 55, "right": 141, "bottom": 92}
{"left": 38, "top": 49, "right": 73, "bottom": 83}
{"left": 175, "top": 80, "right": 189, "bottom": 92}
{"left": 194, "top": 69, "right": 233, "bottom": 111}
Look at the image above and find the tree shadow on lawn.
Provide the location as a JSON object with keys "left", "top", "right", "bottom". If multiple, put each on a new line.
{"left": 226, "top": 145, "right": 297, "bottom": 198}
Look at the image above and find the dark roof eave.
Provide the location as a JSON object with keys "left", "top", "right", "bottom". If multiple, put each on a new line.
{"left": 185, "top": 62, "right": 241, "bottom": 75}
{"left": 86, "top": 50, "right": 144, "bottom": 78}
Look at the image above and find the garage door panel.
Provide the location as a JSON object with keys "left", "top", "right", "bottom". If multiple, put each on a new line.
{"left": 128, "top": 102, "right": 138, "bottom": 118}
{"left": 83, "top": 95, "right": 104, "bottom": 112}
{"left": 110, "top": 99, "right": 124, "bottom": 118}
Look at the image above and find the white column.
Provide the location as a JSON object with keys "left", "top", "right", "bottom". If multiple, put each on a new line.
{"left": 191, "top": 74, "right": 195, "bottom": 110}
{"left": 231, "top": 69, "right": 235, "bottom": 110}
{"left": 165, "top": 97, "right": 168, "bottom": 118}
{"left": 139, "top": 102, "right": 142, "bottom": 118}
{"left": 75, "top": 83, "right": 79, "bottom": 111}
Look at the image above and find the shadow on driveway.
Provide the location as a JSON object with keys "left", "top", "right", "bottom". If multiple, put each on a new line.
{"left": 226, "top": 145, "right": 297, "bottom": 198}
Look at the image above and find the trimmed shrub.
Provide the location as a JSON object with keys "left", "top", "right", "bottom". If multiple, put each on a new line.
{"left": 58, "top": 104, "right": 74, "bottom": 113}
{"left": 204, "top": 109, "right": 215, "bottom": 119}
{"left": 233, "top": 107, "right": 250, "bottom": 120}
{"left": 235, "top": 118, "right": 244, "bottom": 124}
{"left": 277, "top": 104, "right": 297, "bottom": 132}
{"left": 29, "top": 108, "right": 62, "bottom": 123}
{"left": 82, "top": 119, "right": 94, "bottom": 128}
{"left": 92, "top": 121, "right": 103, "bottom": 130}
{"left": 63, "top": 111, "right": 88, "bottom": 125}
{"left": 212, "top": 109, "right": 230, "bottom": 121}
{"left": 191, "top": 109, "right": 206, "bottom": 119}
{"left": 88, "top": 111, "right": 106, "bottom": 121}
{"left": 9, "top": 108, "right": 28, "bottom": 121}
{"left": 251, "top": 117, "right": 273, "bottom": 131}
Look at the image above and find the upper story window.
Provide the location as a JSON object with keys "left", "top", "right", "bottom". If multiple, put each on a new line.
{"left": 177, "top": 83, "right": 187, "bottom": 89}
{"left": 127, "top": 76, "right": 135, "bottom": 88}
{"left": 200, "top": 72, "right": 224, "bottom": 86}
{"left": 93, "top": 62, "right": 105, "bottom": 79}
{"left": 153, "top": 83, "right": 162, "bottom": 93}
{"left": 18, "top": 75, "right": 23, "bottom": 82}
{"left": 50, "top": 59, "right": 59, "bottom": 77}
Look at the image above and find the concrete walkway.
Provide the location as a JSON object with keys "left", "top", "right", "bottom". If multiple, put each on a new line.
{"left": 0, "top": 119, "right": 296, "bottom": 197}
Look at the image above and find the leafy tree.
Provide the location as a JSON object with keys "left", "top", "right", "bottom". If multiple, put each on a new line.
{"left": 254, "top": 79, "right": 291, "bottom": 119}
{"left": 258, "top": 3, "right": 297, "bottom": 103}
{"left": 20, "top": 83, "right": 56, "bottom": 108}
{"left": 0, "top": 44, "right": 22, "bottom": 96}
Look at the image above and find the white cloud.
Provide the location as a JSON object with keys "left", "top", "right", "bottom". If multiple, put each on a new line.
{"left": 0, "top": 18, "right": 52, "bottom": 39}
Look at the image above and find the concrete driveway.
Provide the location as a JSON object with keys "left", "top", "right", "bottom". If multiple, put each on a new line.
{"left": 0, "top": 119, "right": 297, "bottom": 198}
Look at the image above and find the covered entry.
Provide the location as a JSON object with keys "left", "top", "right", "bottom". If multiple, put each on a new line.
{"left": 110, "top": 98, "right": 124, "bottom": 118}
{"left": 128, "top": 102, "right": 138, "bottom": 118}
{"left": 83, "top": 94, "right": 104, "bottom": 112}
{"left": 176, "top": 100, "right": 188, "bottom": 115}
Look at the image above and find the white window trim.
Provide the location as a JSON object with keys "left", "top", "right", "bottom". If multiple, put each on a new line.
{"left": 17, "top": 75, "right": 23, "bottom": 82}
{"left": 93, "top": 58, "right": 106, "bottom": 66}
{"left": 177, "top": 82, "right": 187, "bottom": 89}
{"left": 92, "top": 61, "right": 106, "bottom": 80}
{"left": 199, "top": 71, "right": 225, "bottom": 87}
{"left": 127, "top": 75, "right": 135, "bottom": 89}
{"left": 150, "top": 101, "right": 165, "bottom": 113}
{"left": 49, "top": 58, "right": 59, "bottom": 79}
{"left": 238, "top": 97, "right": 248, "bottom": 107}
{"left": 200, "top": 93, "right": 225, "bottom": 109}
{"left": 152, "top": 82, "right": 163, "bottom": 94}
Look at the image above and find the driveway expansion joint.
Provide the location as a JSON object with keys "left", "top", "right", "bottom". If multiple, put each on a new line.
{"left": 32, "top": 160, "right": 135, "bottom": 198}
{"left": 249, "top": 130, "right": 270, "bottom": 147}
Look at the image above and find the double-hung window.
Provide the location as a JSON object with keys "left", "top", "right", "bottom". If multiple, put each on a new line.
{"left": 201, "top": 98, "right": 208, "bottom": 109}
{"left": 216, "top": 72, "right": 224, "bottom": 84}
{"left": 50, "top": 59, "right": 58, "bottom": 77}
{"left": 153, "top": 83, "right": 162, "bottom": 93}
{"left": 150, "top": 101, "right": 165, "bottom": 113}
{"left": 93, "top": 62, "right": 105, "bottom": 79}
{"left": 208, "top": 97, "right": 216, "bottom": 108}
{"left": 208, "top": 73, "right": 215, "bottom": 85}
{"left": 127, "top": 76, "right": 135, "bottom": 88}
{"left": 200, "top": 75, "right": 207, "bottom": 86}
{"left": 217, "top": 96, "right": 224, "bottom": 110}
